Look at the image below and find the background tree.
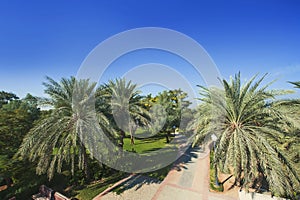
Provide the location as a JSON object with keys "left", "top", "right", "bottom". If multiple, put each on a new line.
{"left": 0, "top": 93, "right": 40, "bottom": 198}
{"left": 0, "top": 93, "right": 40, "bottom": 159}
{"left": 0, "top": 91, "right": 19, "bottom": 108}
{"left": 149, "top": 89, "right": 192, "bottom": 142}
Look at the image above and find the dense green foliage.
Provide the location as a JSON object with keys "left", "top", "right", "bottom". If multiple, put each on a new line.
{"left": 0, "top": 94, "right": 40, "bottom": 158}
{"left": 0, "top": 93, "right": 41, "bottom": 199}
{"left": 0, "top": 91, "right": 19, "bottom": 108}
{"left": 142, "top": 89, "right": 193, "bottom": 144}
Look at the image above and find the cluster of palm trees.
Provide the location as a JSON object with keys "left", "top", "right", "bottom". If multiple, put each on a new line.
{"left": 16, "top": 77, "right": 151, "bottom": 181}
{"left": 191, "top": 73, "right": 300, "bottom": 198}
{"left": 15, "top": 73, "right": 300, "bottom": 199}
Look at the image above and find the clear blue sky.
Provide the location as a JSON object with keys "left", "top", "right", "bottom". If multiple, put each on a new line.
{"left": 0, "top": 0, "right": 300, "bottom": 99}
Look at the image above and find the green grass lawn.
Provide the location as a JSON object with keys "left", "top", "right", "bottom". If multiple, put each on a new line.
{"left": 123, "top": 135, "right": 172, "bottom": 154}
{"left": 76, "top": 134, "right": 173, "bottom": 199}
{"left": 123, "top": 135, "right": 175, "bottom": 180}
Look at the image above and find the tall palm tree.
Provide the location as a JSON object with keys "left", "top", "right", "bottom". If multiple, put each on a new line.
{"left": 276, "top": 81, "right": 300, "bottom": 183}
{"left": 16, "top": 76, "right": 112, "bottom": 180}
{"left": 271, "top": 81, "right": 300, "bottom": 157}
{"left": 191, "top": 73, "right": 300, "bottom": 198}
{"left": 103, "top": 78, "right": 149, "bottom": 145}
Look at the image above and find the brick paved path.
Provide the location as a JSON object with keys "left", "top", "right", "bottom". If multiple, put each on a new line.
{"left": 151, "top": 146, "right": 238, "bottom": 200}
{"left": 95, "top": 145, "right": 239, "bottom": 200}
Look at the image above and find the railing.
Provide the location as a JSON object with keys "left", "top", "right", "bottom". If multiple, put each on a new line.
{"left": 32, "top": 185, "right": 70, "bottom": 200}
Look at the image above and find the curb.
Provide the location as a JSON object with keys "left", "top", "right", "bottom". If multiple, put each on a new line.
{"left": 93, "top": 174, "right": 137, "bottom": 200}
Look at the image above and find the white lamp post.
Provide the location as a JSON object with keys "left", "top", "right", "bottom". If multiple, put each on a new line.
{"left": 211, "top": 134, "right": 217, "bottom": 149}
{"left": 211, "top": 134, "right": 219, "bottom": 186}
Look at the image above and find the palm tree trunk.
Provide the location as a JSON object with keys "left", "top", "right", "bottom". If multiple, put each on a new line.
{"left": 119, "top": 130, "right": 125, "bottom": 148}
{"left": 129, "top": 123, "right": 135, "bottom": 145}
{"left": 5, "top": 177, "right": 13, "bottom": 188}
{"left": 130, "top": 136, "right": 134, "bottom": 144}
{"left": 214, "top": 163, "right": 219, "bottom": 186}
{"left": 130, "top": 130, "right": 135, "bottom": 145}
{"left": 83, "top": 148, "right": 90, "bottom": 181}
{"left": 166, "top": 131, "right": 170, "bottom": 143}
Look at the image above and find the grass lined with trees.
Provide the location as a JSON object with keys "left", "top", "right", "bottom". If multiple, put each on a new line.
{"left": 123, "top": 134, "right": 172, "bottom": 154}
{"left": 0, "top": 73, "right": 299, "bottom": 199}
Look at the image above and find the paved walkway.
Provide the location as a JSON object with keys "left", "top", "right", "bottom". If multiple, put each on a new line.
{"left": 151, "top": 146, "right": 238, "bottom": 200}
{"left": 95, "top": 145, "right": 239, "bottom": 200}
{"left": 96, "top": 175, "right": 161, "bottom": 200}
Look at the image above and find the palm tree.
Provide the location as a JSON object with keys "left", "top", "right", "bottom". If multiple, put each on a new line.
{"left": 276, "top": 81, "right": 300, "bottom": 185}
{"left": 16, "top": 76, "right": 112, "bottom": 180}
{"left": 272, "top": 81, "right": 300, "bottom": 157}
{"left": 288, "top": 81, "right": 300, "bottom": 88}
{"left": 104, "top": 78, "right": 149, "bottom": 145}
{"left": 191, "top": 73, "right": 300, "bottom": 198}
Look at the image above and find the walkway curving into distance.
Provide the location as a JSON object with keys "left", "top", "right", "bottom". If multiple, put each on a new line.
{"left": 96, "top": 145, "right": 239, "bottom": 200}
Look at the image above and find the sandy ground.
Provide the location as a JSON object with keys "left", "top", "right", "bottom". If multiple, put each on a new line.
{"left": 99, "top": 175, "right": 161, "bottom": 200}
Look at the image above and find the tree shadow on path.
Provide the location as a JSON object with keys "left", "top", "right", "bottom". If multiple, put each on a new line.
{"left": 111, "top": 145, "right": 205, "bottom": 194}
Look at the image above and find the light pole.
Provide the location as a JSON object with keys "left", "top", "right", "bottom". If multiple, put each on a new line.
{"left": 211, "top": 134, "right": 219, "bottom": 186}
